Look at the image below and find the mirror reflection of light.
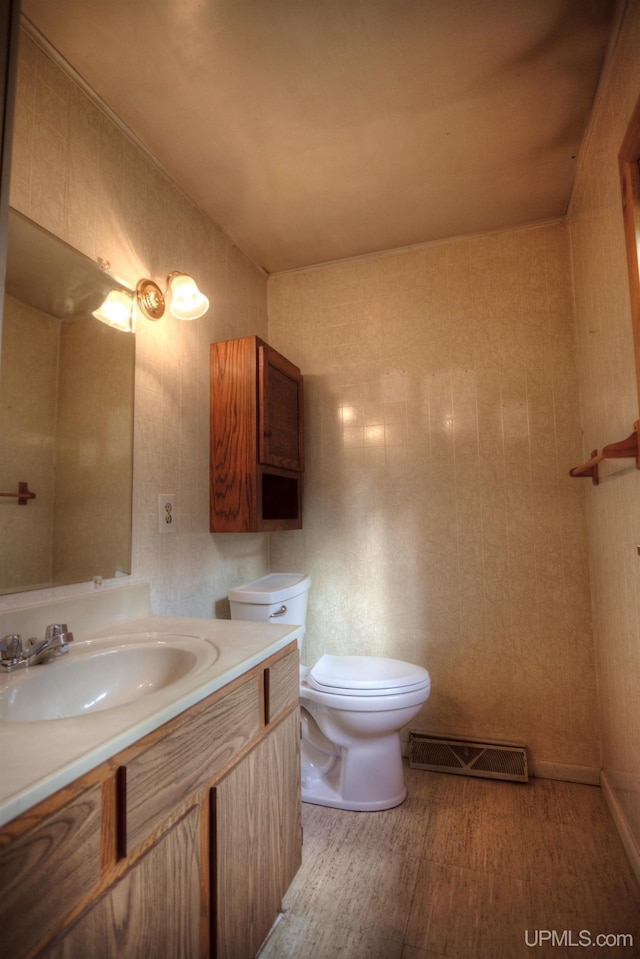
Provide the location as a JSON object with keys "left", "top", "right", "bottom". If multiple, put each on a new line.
{"left": 92, "top": 289, "right": 134, "bottom": 332}
{"left": 364, "top": 425, "right": 384, "bottom": 444}
{"left": 340, "top": 405, "right": 357, "bottom": 424}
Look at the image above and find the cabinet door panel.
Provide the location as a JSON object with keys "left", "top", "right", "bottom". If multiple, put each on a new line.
{"left": 215, "top": 710, "right": 302, "bottom": 959}
{"left": 259, "top": 344, "right": 304, "bottom": 471}
{"left": 0, "top": 784, "right": 102, "bottom": 959}
{"left": 42, "top": 807, "right": 202, "bottom": 959}
{"left": 210, "top": 336, "right": 259, "bottom": 531}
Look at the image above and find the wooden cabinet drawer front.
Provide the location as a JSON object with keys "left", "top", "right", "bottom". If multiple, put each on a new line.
{"left": 266, "top": 647, "right": 299, "bottom": 723}
{"left": 0, "top": 784, "right": 102, "bottom": 959}
{"left": 124, "top": 676, "right": 260, "bottom": 852}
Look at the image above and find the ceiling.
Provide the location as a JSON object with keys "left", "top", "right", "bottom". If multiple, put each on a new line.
{"left": 21, "top": 0, "right": 617, "bottom": 274}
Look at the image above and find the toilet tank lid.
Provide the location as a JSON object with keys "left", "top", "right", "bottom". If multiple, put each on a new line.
{"left": 228, "top": 573, "right": 311, "bottom": 605}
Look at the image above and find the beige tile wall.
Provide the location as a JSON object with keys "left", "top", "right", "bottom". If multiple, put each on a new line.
{"left": 268, "top": 221, "right": 599, "bottom": 776}
{"left": 568, "top": 1, "right": 640, "bottom": 855}
{"left": 0, "top": 28, "right": 269, "bottom": 616}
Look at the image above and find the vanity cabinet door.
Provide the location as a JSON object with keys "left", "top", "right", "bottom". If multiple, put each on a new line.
{"left": 41, "top": 806, "right": 202, "bottom": 959}
{"left": 0, "top": 783, "right": 103, "bottom": 959}
{"left": 214, "top": 709, "right": 302, "bottom": 959}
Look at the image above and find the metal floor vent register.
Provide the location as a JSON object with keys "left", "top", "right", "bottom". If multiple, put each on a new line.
{"left": 409, "top": 733, "right": 528, "bottom": 782}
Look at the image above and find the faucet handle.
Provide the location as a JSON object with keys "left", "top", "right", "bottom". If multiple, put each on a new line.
{"left": 45, "top": 623, "right": 74, "bottom": 645}
{"left": 0, "top": 634, "right": 23, "bottom": 666}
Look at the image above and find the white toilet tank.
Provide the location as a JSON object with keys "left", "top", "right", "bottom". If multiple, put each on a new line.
{"left": 229, "top": 573, "right": 311, "bottom": 628}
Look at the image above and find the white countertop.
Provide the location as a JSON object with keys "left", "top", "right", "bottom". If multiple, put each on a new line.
{"left": 0, "top": 614, "right": 302, "bottom": 827}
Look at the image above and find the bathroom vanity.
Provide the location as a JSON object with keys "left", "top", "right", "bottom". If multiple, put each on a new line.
{"left": 0, "top": 587, "right": 302, "bottom": 959}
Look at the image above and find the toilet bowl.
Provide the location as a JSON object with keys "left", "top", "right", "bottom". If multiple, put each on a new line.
{"left": 228, "top": 574, "right": 431, "bottom": 811}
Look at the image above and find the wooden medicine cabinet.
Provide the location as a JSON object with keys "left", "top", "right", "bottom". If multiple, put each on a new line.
{"left": 210, "top": 336, "right": 304, "bottom": 532}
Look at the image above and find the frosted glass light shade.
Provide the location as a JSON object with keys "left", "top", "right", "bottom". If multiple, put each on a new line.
{"left": 167, "top": 272, "right": 209, "bottom": 320}
{"left": 93, "top": 289, "right": 134, "bottom": 332}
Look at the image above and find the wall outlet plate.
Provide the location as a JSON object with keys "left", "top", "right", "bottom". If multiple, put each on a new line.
{"left": 159, "top": 493, "right": 177, "bottom": 533}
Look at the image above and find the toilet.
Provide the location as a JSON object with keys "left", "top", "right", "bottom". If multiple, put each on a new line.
{"left": 228, "top": 573, "right": 431, "bottom": 811}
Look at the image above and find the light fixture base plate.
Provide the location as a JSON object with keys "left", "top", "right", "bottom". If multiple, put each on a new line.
{"left": 136, "top": 278, "right": 165, "bottom": 320}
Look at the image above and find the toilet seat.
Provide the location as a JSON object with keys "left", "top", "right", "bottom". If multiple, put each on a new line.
{"left": 307, "top": 654, "right": 430, "bottom": 697}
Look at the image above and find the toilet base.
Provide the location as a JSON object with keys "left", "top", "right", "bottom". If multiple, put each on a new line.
{"left": 300, "top": 727, "right": 409, "bottom": 811}
{"left": 301, "top": 780, "right": 407, "bottom": 812}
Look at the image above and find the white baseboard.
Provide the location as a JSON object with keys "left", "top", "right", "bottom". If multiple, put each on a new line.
{"left": 529, "top": 759, "right": 601, "bottom": 785}
{"left": 600, "top": 770, "right": 640, "bottom": 887}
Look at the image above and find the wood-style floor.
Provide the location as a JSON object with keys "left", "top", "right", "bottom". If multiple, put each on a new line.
{"left": 258, "top": 766, "right": 640, "bottom": 959}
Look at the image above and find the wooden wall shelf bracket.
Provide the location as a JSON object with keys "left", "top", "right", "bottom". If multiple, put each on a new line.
{"left": 569, "top": 421, "right": 639, "bottom": 485}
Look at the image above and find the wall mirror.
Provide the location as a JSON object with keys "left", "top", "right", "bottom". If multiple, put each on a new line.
{"left": 619, "top": 91, "right": 640, "bottom": 419}
{"left": 0, "top": 208, "right": 135, "bottom": 594}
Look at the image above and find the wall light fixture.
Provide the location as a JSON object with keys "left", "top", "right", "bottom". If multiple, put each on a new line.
{"left": 93, "top": 272, "right": 209, "bottom": 332}
{"left": 136, "top": 272, "right": 209, "bottom": 321}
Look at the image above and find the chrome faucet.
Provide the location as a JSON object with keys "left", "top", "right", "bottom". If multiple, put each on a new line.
{"left": 0, "top": 623, "right": 74, "bottom": 671}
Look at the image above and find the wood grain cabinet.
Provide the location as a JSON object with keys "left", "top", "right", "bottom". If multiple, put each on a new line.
{"left": 41, "top": 808, "right": 203, "bottom": 959}
{"left": 210, "top": 336, "right": 304, "bottom": 532}
{"left": 0, "top": 643, "right": 301, "bottom": 959}
{"left": 0, "top": 784, "right": 103, "bottom": 959}
{"left": 215, "top": 711, "right": 301, "bottom": 959}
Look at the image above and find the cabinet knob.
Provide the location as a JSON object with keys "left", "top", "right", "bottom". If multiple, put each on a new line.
{"left": 263, "top": 429, "right": 272, "bottom": 437}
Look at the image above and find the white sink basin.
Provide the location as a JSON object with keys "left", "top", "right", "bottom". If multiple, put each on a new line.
{"left": 0, "top": 632, "right": 219, "bottom": 722}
